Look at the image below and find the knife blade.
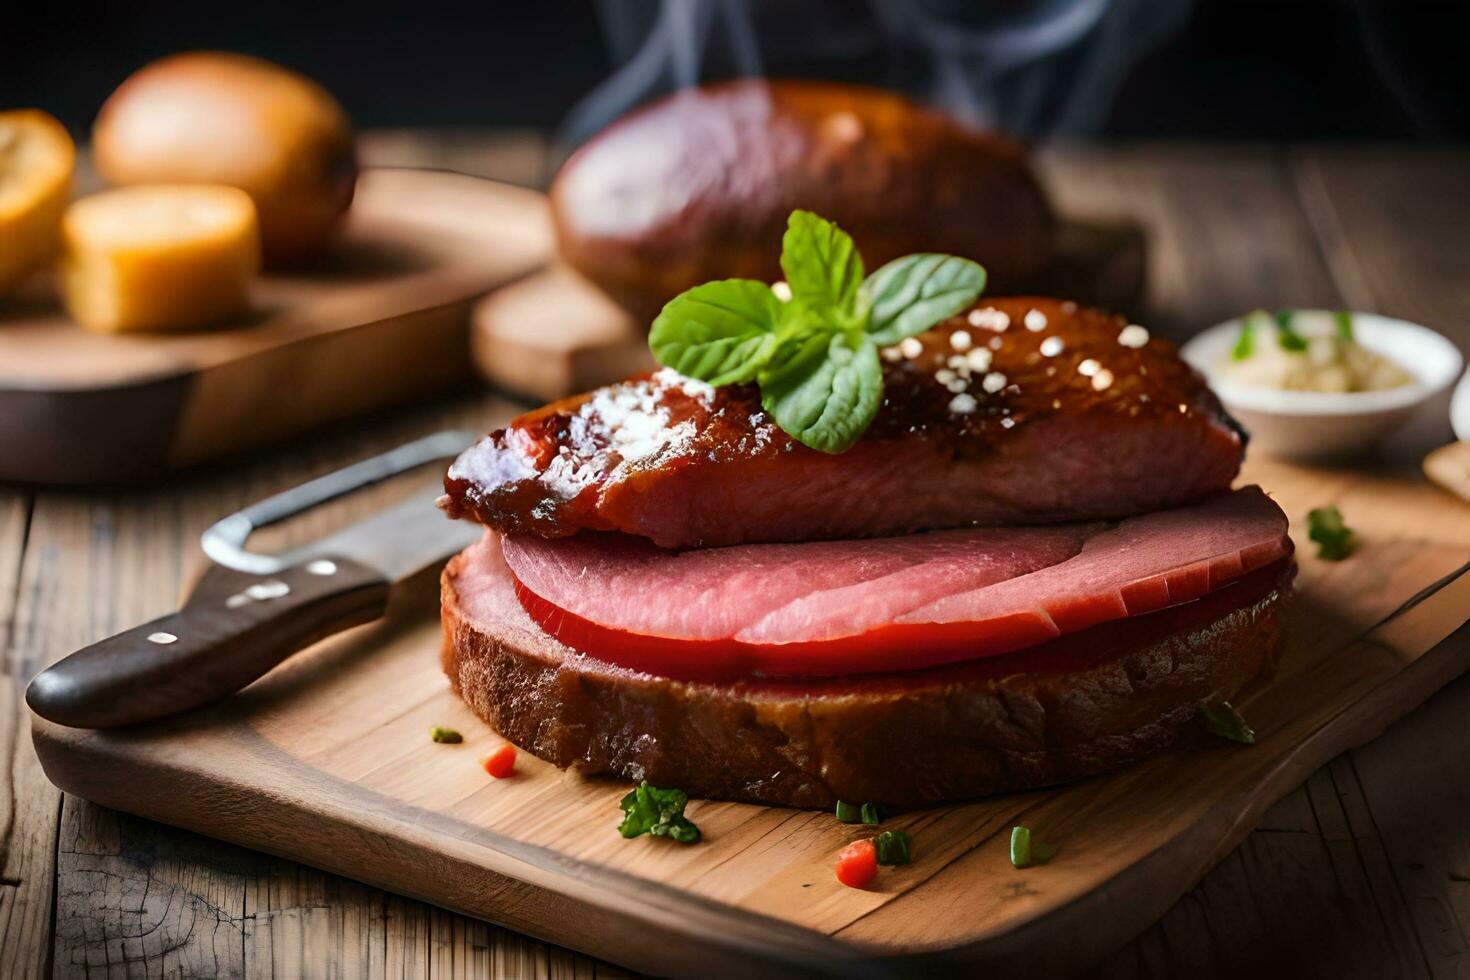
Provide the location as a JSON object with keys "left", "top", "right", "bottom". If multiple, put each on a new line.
{"left": 27, "top": 445, "right": 482, "bottom": 730}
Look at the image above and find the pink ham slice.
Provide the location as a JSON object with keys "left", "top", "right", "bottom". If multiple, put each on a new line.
{"left": 501, "top": 487, "right": 1292, "bottom": 678}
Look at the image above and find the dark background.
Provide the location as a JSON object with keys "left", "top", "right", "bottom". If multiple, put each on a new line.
{"left": 7, "top": 0, "right": 1467, "bottom": 142}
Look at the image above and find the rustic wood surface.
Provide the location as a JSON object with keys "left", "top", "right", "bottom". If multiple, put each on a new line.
{"left": 2, "top": 133, "right": 1468, "bottom": 979}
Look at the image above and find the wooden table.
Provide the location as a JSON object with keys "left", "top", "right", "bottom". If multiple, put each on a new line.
{"left": 3, "top": 134, "right": 1468, "bottom": 979}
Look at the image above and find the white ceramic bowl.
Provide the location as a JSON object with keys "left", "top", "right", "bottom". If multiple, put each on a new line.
{"left": 1452, "top": 366, "right": 1470, "bottom": 442}
{"left": 1180, "top": 311, "right": 1464, "bottom": 460}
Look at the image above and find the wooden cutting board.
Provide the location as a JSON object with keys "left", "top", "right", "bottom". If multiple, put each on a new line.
{"left": 30, "top": 457, "right": 1470, "bottom": 977}
{"left": 0, "top": 168, "right": 552, "bottom": 485}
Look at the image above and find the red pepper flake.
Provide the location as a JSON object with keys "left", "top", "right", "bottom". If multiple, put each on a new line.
{"left": 481, "top": 743, "right": 517, "bottom": 778}
{"left": 834, "top": 839, "right": 878, "bottom": 889}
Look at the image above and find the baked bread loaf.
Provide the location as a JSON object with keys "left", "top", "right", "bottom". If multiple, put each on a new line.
{"left": 442, "top": 533, "right": 1290, "bottom": 808}
{"left": 551, "top": 80, "right": 1054, "bottom": 321}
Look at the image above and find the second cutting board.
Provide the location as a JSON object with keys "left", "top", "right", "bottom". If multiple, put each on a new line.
{"left": 0, "top": 168, "right": 552, "bottom": 484}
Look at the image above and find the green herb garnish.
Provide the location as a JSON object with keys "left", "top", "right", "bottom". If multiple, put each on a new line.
{"left": 1199, "top": 701, "right": 1255, "bottom": 744}
{"left": 835, "top": 800, "right": 882, "bottom": 825}
{"left": 649, "top": 210, "right": 986, "bottom": 453}
{"left": 1274, "top": 309, "right": 1308, "bottom": 352}
{"left": 874, "top": 830, "right": 912, "bottom": 866}
{"left": 617, "top": 781, "right": 702, "bottom": 844}
{"left": 1334, "top": 310, "right": 1354, "bottom": 341}
{"left": 1009, "top": 826, "right": 1055, "bottom": 868}
{"left": 1307, "top": 505, "right": 1353, "bottom": 560}
{"left": 1232, "top": 310, "right": 1265, "bottom": 361}
{"left": 429, "top": 726, "right": 463, "bottom": 744}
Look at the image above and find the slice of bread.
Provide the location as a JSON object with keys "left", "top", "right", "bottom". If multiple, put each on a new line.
{"left": 441, "top": 533, "right": 1290, "bottom": 808}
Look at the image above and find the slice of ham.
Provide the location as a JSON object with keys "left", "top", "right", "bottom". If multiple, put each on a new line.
{"left": 501, "top": 487, "right": 1292, "bottom": 680}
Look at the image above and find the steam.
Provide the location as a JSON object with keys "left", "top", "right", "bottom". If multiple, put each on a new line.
{"left": 558, "top": 0, "right": 764, "bottom": 154}
{"left": 558, "top": 0, "right": 1190, "bottom": 153}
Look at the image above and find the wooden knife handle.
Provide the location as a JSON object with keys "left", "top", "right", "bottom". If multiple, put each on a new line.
{"left": 26, "top": 557, "right": 390, "bottom": 729}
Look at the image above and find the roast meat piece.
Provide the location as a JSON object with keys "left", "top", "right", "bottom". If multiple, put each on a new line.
{"left": 443, "top": 298, "right": 1247, "bottom": 548}
{"left": 551, "top": 78, "right": 1054, "bottom": 319}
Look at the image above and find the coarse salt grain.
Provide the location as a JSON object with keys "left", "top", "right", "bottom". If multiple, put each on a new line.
{"left": 965, "top": 348, "right": 992, "bottom": 372}
{"left": 1039, "top": 336, "right": 1064, "bottom": 357}
{"left": 982, "top": 372, "right": 1007, "bottom": 394}
{"left": 935, "top": 368, "right": 956, "bottom": 385}
{"left": 771, "top": 281, "right": 793, "bottom": 302}
{"left": 899, "top": 337, "right": 924, "bottom": 358}
{"left": 1091, "top": 368, "right": 1115, "bottom": 391}
{"left": 1024, "top": 309, "right": 1047, "bottom": 332}
{"left": 1000, "top": 417, "right": 1016, "bottom": 429}
{"left": 881, "top": 346, "right": 903, "bottom": 362}
{"left": 968, "top": 308, "right": 1010, "bottom": 331}
{"left": 949, "top": 393, "right": 978, "bottom": 414}
{"left": 1118, "top": 324, "right": 1150, "bottom": 348}
{"left": 949, "top": 330, "right": 973, "bottom": 351}
{"left": 1078, "top": 358, "right": 1101, "bottom": 377}
{"left": 946, "top": 377, "right": 968, "bottom": 393}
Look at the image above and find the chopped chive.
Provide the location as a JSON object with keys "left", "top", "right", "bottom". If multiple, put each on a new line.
{"left": 429, "top": 726, "right": 463, "bottom": 744}
{"left": 1010, "top": 826, "right": 1055, "bottom": 868}
{"left": 1199, "top": 701, "right": 1255, "bottom": 744}
{"left": 1307, "top": 505, "right": 1353, "bottom": 561}
{"left": 836, "top": 800, "right": 882, "bottom": 825}
{"left": 874, "top": 830, "right": 911, "bottom": 866}
{"left": 1334, "top": 310, "right": 1354, "bottom": 341}
{"left": 1274, "top": 310, "right": 1308, "bottom": 352}
{"left": 1231, "top": 312, "right": 1259, "bottom": 361}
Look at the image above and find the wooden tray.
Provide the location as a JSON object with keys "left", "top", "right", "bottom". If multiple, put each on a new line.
{"left": 0, "top": 168, "right": 552, "bottom": 485}
{"left": 31, "top": 458, "right": 1470, "bottom": 977}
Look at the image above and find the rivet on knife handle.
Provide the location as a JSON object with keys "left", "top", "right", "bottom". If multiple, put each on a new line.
{"left": 26, "top": 557, "right": 390, "bottom": 729}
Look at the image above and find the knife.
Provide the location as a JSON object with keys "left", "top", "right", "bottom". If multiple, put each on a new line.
{"left": 26, "top": 431, "right": 483, "bottom": 729}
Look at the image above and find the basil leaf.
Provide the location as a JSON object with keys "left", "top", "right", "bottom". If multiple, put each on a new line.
{"left": 759, "top": 332, "right": 882, "bottom": 454}
{"left": 617, "top": 781, "right": 702, "bottom": 844}
{"left": 781, "top": 210, "right": 865, "bottom": 317}
{"left": 649, "top": 279, "right": 783, "bottom": 386}
{"left": 865, "top": 253, "right": 987, "bottom": 346}
{"left": 1199, "top": 700, "right": 1255, "bottom": 744}
{"left": 1334, "top": 310, "right": 1355, "bottom": 342}
{"left": 1307, "top": 505, "right": 1353, "bottom": 561}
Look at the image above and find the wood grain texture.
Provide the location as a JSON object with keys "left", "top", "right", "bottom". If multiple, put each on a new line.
{"left": 28, "top": 451, "right": 1470, "bottom": 976}
{"left": 0, "top": 169, "right": 553, "bottom": 484}
{"left": 9, "top": 139, "right": 1470, "bottom": 979}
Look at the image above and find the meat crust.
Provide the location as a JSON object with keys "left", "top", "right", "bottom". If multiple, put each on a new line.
{"left": 551, "top": 79, "right": 1054, "bottom": 320}
{"left": 443, "top": 297, "right": 1246, "bottom": 548}
{"left": 440, "top": 535, "right": 1291, "bottom": 808}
